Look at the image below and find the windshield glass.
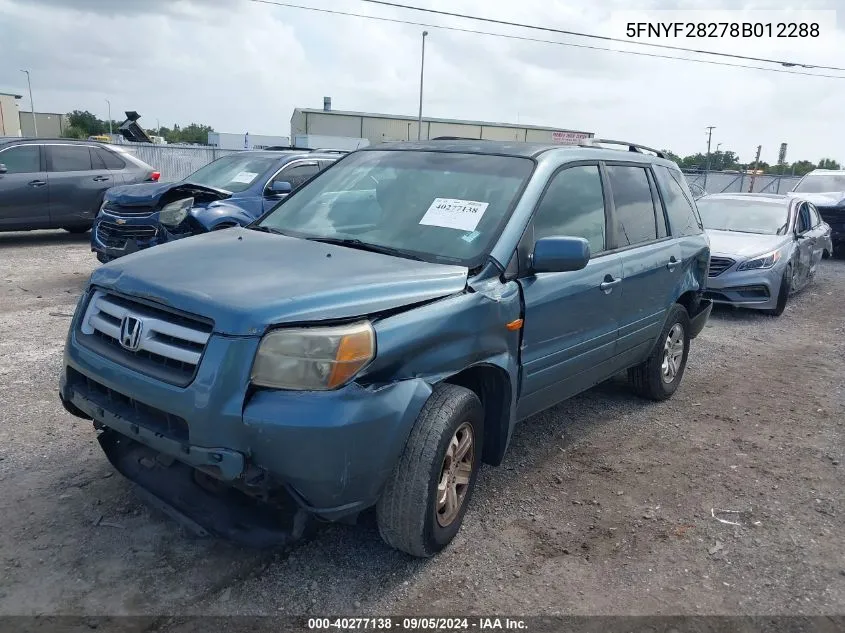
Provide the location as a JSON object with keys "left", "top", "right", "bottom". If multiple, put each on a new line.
{"left": 185, "top": 154, "right": 279, "bottom": 193}
{"left": 793, "top": 174, "right": 845, "bottom": 193}
{"left": 697, "top": 198, "right": 790, "bottom": 235}
{"left": 258, "top": 150, "right": 533, "bottom": 266}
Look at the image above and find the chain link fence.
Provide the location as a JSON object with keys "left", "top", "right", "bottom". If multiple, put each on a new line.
{"left": 110, "top": 141, "right": 245, "bottom": 182}
{"left": 682, "top": 170, "right": 801, "bottom": 198}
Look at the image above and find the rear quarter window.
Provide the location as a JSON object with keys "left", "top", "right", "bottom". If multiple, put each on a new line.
{"left": 653, "top": 165, "right": 704, "bottom": 237}
{"left": 96, "top": 148, "right": 126, "bottom": 170}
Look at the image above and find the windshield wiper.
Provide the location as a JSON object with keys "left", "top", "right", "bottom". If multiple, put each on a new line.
{"left": 305, "top": 237, "right": 424, "bottom": 261}
{"left": 248, "top": 225, "right": 287, "bottom": 235}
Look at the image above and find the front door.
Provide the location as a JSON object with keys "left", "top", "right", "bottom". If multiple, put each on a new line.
{"left": 0, "top": 144, "right": 50, "bottom": 230}
{"left": 793, "top": 202, "right": 815, "bottom": 289}
{"left": 262, "top": 161, "right": 321, "bottom": 213}
{"left": 47, "top": 144, "right": 112, "bottom": 227}
{"left": 516, "top": 164, "right": 621, "bottom": 420}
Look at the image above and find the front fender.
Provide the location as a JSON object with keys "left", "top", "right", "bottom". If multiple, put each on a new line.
{"left": 192, "top": 201, "right": 258, "bottom": 231}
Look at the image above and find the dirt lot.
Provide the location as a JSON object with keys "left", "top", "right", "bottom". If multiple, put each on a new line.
{"left": 0, "top": 230, "right": 843, "bottom": 621}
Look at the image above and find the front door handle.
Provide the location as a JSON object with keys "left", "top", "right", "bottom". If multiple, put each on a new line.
{"left": 667, "top": 256, "right": 679, "bottom": 271}
{"left": 600, "top": 277, "right": 622, "bottom": 293}
{"left": 92, "top": 176, "right": 110, "bottom": 182}
{"left": 28, "top": 180, "right": 46, "bottom": 187}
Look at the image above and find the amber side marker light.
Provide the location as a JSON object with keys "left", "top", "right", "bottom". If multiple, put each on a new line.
{"left": 506, "top": 319, "right": 524, "bottom": 331}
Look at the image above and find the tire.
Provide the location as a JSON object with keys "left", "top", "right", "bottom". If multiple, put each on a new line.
{"left": 376, "top": 383, "right": 484, "bottom": 558}
{"left": 628, "top": 303, "right": 691, "bottom": 401}
{"left": 765, "top": 264, "right": 791, "bottom": 317}
{"left": 64, "top": 226, "right": 90, "bottom": 234}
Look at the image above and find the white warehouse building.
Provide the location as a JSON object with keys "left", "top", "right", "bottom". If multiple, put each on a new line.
{"left": 290, "top": 104, "right": 593, "bottom": 147}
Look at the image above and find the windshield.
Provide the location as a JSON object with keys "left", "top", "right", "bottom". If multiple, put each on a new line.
{"left": 258, "top": 150, "right": 533, "bottom": 266}
{"left": 185, "top": 154, "right": 279, "bottom": 193}
{"left": 697, "top": 198, "right": 790, "bottom": 235}
{"left": 793, "top": 174, "right": 845, "bottom": 194}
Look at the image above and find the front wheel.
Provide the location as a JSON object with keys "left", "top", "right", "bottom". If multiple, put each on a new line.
{"left": 765, "top": 264, "right": 791, "bottom": 317}
{"left": 376, "top": 383, "right": 484, "bottom": 557}
{"left": 628, "top": 303, "right": 691, "bottom": 401}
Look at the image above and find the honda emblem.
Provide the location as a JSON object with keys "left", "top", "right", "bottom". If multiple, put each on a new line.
{"left": 119, "top": 316, "right": 143, "bottom": 351}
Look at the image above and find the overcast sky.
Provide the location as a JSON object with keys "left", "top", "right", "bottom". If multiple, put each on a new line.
{"left": 1, "top": 0, "right": 843, "bottom": 164}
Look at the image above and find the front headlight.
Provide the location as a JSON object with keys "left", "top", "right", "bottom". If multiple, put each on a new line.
{"left": 737, "top": 249, "right": 781, "bottom": 271}
{"left": 250, "top": 321, "right": 375, "bottom": 391}
{"left": 159, "top": 197, "right": 193, "bottom": 227}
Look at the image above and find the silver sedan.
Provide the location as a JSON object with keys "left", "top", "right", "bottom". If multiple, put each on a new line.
{"left": 698, "top": 193, "right": 833, "bottom": 316}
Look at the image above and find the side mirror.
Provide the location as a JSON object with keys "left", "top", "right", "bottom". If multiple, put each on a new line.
{"left": 531, "top": 236, "right": 590, "bottom": 273}
{"left": 0, "top": 164, "right": 7, "bottom": 175}
{"left": 268, "top": 181, "right": 292, "bottom": 196}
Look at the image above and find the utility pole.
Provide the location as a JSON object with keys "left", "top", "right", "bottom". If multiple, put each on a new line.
{"left": 417, "top": 30, "right": 428, "bottom": 141}
{"left": 703, "top": 126, "right": 715, "bottom": 191}
{"left": 20, "top": 70, "right": 37, "bottom": 137}
{"left": 105, "top": 99, "right": 112, "bottom": 136}
{"left": 748, "top": 145, "right": 762, "bottom": 192}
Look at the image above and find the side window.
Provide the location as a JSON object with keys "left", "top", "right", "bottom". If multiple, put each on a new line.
{"left": 808, "top": 204, "right": 821, "bottom": 227}
{"left": 275, "top": 163, "right": 320, "bottom": 189}
{"left": 653, "top": 165, "right": 704, "bottom": 237}
{"left": 606, "top": 165, "right": 659, "bottom": 246}
{"left": 96, "top": 148, "right": 126, "bottom": 170}
{"left": 533, "top": 165, "right": 606, "bottom": 255}
{"left": 49, "top": 145, "right": 93, "bottom": 172}
{"left": 90, "top": 148, "right": 107, "bottom": 170}
{"left": 0, "top": 145, "right": 40, "bottom": 174}
{"left": 796, "top": 204, "right": 811, "bottom": 233}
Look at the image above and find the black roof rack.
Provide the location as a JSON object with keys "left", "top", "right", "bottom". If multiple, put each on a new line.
{"left": 431, "top": 136, "right": 487, "bottom": 141}
{"left": 309, "top": 148, "right": 350, "bottom": 154}
{"left": 578, "top": 138, "right": 665, "bottom": 159}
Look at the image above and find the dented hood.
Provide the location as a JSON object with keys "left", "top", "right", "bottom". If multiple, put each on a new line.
{"left": 103, "top": 182, "right": 230, "bottom": 207}
{"left": 786, "top": 191, "right": 845, "bottom": 207}
{"left": 89, "top": 228, "right": 469, "bottom": 335}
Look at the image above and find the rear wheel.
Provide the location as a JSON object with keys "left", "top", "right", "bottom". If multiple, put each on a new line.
{"left": 766, "top": 264, "right": 791, "bottom": 317}
{"left": 376, "top": 383, "right": 483, "bottom": 557}
{"left": 628, "top": 304, "right": 690, "bottom": 401}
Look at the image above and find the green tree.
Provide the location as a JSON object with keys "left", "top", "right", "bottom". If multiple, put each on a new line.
{"left": 818, "top": 158, "right": 841, "bottom": 170}
{"left": 661, "top": 149, "right": 681, "bottom": 165}
{"left": 67, "top": 110, "right": 107, "bottom": 136}
{"left": 791, "top": 160, "right": 816, "bottom": 176}
{"left": 61, "top": 125, "right": 87, "bottom": 139}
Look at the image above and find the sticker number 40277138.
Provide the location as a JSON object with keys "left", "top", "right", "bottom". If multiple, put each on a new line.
{"left": 418, "top": 198, "right": 490, "bottom": 232}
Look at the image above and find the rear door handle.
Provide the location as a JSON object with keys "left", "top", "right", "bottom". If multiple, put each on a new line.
{"left": 92, "top": 176, "right": 110, "bottom": 182}
{"left": 667, "top": 256, "right": 679, "bottom": 271}
{"left": 28, "top": 180, "right": 46, "bottom": 187}
{"left": 600, "top": 278, "right": 622, "bottom": 293}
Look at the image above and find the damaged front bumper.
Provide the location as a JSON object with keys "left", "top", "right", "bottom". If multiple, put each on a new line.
{"left": 60, "top": 329, "right": 432, "bottom": 543}
{"left": 91, "top": 211, "right": 196, "bottom": 262}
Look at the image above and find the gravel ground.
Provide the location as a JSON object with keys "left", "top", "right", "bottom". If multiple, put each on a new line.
{"left": 0, "top": 230, "right": 843, "bottom": 620}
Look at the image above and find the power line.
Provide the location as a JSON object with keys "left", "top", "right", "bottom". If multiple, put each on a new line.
{"left": 358, "top": 0, "right": 845, "bottom": 72}
{"left": 246, "top": 0, "right": 845, "bottom": 80}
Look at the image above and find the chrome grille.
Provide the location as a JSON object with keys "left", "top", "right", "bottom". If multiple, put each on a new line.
{"left": 102, "top": 203, "right": 156, "bottom": 218}
{"left": 708, "top": 256, "right": 735, "bottom": 277}
{"left": 96, "top": 221, "right": 157, "bottom": 248}
{"left": 77, "top": 290, "right": 212, "bottom": 386}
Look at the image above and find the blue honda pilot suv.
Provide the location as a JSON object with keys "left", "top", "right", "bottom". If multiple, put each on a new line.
{"left": 59, "top": 139, "right": 712, "bottom": 557}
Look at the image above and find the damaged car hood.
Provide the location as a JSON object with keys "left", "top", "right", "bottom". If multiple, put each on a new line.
{"left": 103, "top": 182, "right": 231, "bottom": 207}
{"left": 89, "top": 228, "right": 469, "bottom": 335}
{"left": 706, "top": 229, "right": 789, "bottom": 258}
{"left": 786, "top": 191, "right": 845, "bottom": 207}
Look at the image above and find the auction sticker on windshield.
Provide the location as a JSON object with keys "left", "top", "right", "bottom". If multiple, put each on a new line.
{"left": 232, "top": 171, "right": 259, "bottom": 184}
{"left": 419, "top": 198, "right": 489, "bottom": 232}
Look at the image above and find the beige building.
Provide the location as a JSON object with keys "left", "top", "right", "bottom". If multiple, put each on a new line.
{"left": 291, "top": 105, "right": 593, "bottom": 147}
{"left": 19, "top": 111, "right": 69, "bottom": 137}
{"left": 0, "top": 92, "right": 22, "bottom": 137}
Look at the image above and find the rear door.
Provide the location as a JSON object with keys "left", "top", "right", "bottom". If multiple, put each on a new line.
{"left": 516, "top": 163, "right": 622, "bottom": 420}
{"left": 93, "top": 146, "right": 128, "bottom": 184}
{"left": 794, "top": 202, "right": 815, "bottom": 286}
{"left": 0, "top": 144, "right": 50, "bottom": 229}
{"left": 605, "top": 163, "right": 682, "bottom": 366}
{"left": 46, "top": 144, "right": 111, "bottom": 227}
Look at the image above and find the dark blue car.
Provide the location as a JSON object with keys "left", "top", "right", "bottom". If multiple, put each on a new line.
{"left": 91, "top": 149, "right": 344, "bottom": 262}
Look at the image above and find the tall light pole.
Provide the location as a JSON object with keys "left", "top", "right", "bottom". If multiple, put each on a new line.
{"left": 417, "top": 30, "right": 428, "bottom": 141}
{"left": 20, "top": 69, "right": 37, "bottom": 137}
{"left": 704, "top": 126, "right": 715, "bottom": 190}
{"left": 105, "top": 99, "right": 112, "bottom": 136}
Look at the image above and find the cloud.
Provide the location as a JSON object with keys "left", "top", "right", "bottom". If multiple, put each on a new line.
{"left": 0, "top": 0, "right": 843, "bottom": 163}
